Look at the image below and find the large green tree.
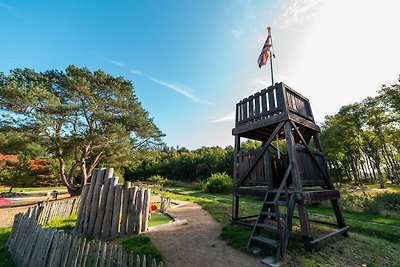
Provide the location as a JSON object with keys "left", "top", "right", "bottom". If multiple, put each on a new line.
{"left": 0, "top": 66, "right": 163, "bottom": 195}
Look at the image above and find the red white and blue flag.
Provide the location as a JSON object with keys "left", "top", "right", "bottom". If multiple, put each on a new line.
{"left": 257, "top": 30, "right": 272, "bottom": 68}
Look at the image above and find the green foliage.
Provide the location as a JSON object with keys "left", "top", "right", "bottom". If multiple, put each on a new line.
{"left": 340, "top": 190, "right": 400, "bottom": 218}
{"left": 204, "top": 172, "right": 232, "bottom": 194}
{"left": 0, "top": 66, "right": 163, "bottom": 194}
{"left": 0, "top": 228, "right": 15, "bottom": 267}
{"left": 321, "top": 78, "right": 400, "bottom": 187}
{"left": 125, "top": 145, "right": 234, "bottom": 182}
{"left": 146, "top": 175, "right": 167, "bottom": 186}
{"left": 121, "top": 235, "right": 164, "bottom": 264}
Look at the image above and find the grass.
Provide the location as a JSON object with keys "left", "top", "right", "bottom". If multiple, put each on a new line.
{"left": 0, "top": 186, "right": 66, "bottom": 193}
{"left": 148, "top": 213, "right": 172, "bottom": 227}
{"left": 0, "top": 228, "right": 15, "bottom": 267}
{"left": 158, "top": 185, "right": 400, "bottom": 266}
{"left": 43, "top": 214, "right": 77, "bottom": 233}
{"left": 119, "top": 235, "right": 164, "bottom": 263}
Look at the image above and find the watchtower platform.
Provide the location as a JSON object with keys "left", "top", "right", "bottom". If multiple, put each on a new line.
{"left": 231, "top": 82, "right": 348, "bottom": 264}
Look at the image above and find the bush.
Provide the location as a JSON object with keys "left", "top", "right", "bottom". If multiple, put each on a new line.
{"left": 205, "top": 172, "right": 233, "bottom": 194}
{"left": 147, "top": 175, "right": 168, "bottom": 186}
{"left": 191, "top": 181, "right": 206, "bottom": 190}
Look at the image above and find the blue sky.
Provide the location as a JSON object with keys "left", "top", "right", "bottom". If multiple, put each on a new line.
{"left": 1, "top": 1, "right": 399, "bottom": 149}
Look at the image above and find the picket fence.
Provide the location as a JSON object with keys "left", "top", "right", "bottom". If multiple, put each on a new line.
{"left": 37, "top": 197, "right": 80, "bottom": 225}
{"left": 73, "top": 168, "right": 151, "bottom": 239}
{"left": 7, "top": 205, "right": 163, "bottom": 267}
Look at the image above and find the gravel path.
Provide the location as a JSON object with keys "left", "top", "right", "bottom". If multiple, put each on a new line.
{"left": 145, "top": 200, "right": 264, "bottom": 267}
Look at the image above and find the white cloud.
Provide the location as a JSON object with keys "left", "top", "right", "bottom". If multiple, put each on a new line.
{"left": 212, "top": 111, "right": 235, "bottom": 123}
{"left": 131, "top": 69, "right": 144, "bottom": 76}
{"left": 110, "top": 60, "right": 123, "bottom": 66}
{"left": 253, "top": 0, "right": 400, "bottom": 122}
{"left": 130, "top": 70, "right": 214, "bottom": 105}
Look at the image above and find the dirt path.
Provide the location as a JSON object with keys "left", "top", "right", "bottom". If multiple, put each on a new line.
{"left": 145, "top": 200, "right": 264, "bottom": 267}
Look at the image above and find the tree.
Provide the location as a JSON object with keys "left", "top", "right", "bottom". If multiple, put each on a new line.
{"left": 0, "top": 66, "right": 163, "bottom": 195}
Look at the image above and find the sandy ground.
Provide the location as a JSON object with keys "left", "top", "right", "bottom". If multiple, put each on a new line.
{"left": 145, "top": 200, "right": 264, "bottom": 267}
{"left": 0, "top": 190, "right": 70, "bottom": 228}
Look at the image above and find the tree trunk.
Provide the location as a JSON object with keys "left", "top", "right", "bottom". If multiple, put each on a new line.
{"left": 373, "top": 156, "right": 385, "bottom": 189}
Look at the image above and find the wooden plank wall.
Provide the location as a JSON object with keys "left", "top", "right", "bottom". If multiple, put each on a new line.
{"left": 236, "top": 86, "right": 281, "bottom": 127}
{"left": 284, "top": 88, "right": 313, "bottom": 120}
{"left": 37, "top": 197, "right": 81, "bottom": 225}
{"left": 74, "top": 168, "right": 151, "bottom": 239}
{"left": 7, "top": 206, "right": 163, "bottom": 267}
{"left": 295, "top": 147, "right": 328, "bottom": 186}
{"left": 236, "top": 149, "right": 274, "bottom": 187}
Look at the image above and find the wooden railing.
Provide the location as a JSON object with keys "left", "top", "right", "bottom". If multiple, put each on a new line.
{"left": 235, "top": 83, "right": 314, "bottom": 127}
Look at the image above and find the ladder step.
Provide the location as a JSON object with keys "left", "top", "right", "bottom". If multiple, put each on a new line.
{"left": 264, "top": 201, "right": 288, "bottom": 206}
{"left": 256, "top": 222, "right": 279, "bottom": 232}
{"left": 260, "top": 211, "right": 284, "bottom": 218}
{"left": 261, "top": 256, "right": 280, "bottom": 267}
{"left": 252, "top": 235, "right": 279, "bottom": 248}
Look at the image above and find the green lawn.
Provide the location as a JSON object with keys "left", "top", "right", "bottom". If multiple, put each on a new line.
{"left": 148, "top": 213, "right": 172, "bottom": 227}
{"left": 0, "top": 228, "right": 15, "bottom": 267}
{"left": 0, "top": 186, "right": 66, "bottom": 193}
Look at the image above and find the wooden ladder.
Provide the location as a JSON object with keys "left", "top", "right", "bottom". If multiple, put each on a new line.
{"left": 248, "top": 165, "right": 296, "bottom": 266}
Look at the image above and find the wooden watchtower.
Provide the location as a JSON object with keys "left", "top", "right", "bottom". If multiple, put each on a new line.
{"left": 231, "top": 82, "right": 348, "bottom": 264}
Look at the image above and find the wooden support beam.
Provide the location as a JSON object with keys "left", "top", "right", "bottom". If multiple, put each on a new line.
{"left": 236, "top": 121, "right": 285, "bottom": 187}
{"left": 309, "top": 226, "right": 349, "bottom": 246}
{"left": 290, "top": 121, "right": 334, "bottom": 189}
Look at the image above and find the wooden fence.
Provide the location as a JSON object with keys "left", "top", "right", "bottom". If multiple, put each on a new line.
{"left": 7, "top": 206, "right": 163, "bottom": 267}
{"left": 159, "top": 197, "right": 171, "bottom": 213}
{"left": 37, "top": 197, "right": 81, "bottom": 225}
{"left": 74, "top": 168, "right": 151, "bottom": 239}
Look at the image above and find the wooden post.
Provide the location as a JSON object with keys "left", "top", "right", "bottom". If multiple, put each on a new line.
{"left": 232, "top": 134, "right": 240, "bottom": 221}
{"left": 142, "top": 189, "right": 151, "bottom": 232}
{"left": 284, "top": 120, "right": 313, "bottom": 240}
{"left": 102, "top": 176, "right": 119, "bottom": 239}
{"left": 93, "top": 168, "right": 114, "bottom": 238}
{"left": 82, "top": 169, "right": 100, "bottom": 234}
{"left": 74, "top": 185, "right": 89, "bottom": 233}
{"left": 120, "top": 181, "right": 131, "bottom": 236}
{"left": 111, "top": 184, "right": 123, "bottom": 238}
{"left": 127, "top": 187, "right": 138, "bottom": 235}
{"left": 87, "top": 169, "right": 106, "bottom": 236}
{"left": 134, "top": 189, "right": 144, "bottom": 234}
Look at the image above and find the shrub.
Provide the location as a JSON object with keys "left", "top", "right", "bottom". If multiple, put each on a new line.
{"left": 147, "top": 175, "right": 168, "bottom": 186}
{"left": 205, "top": 172, "right": 233, "bottom": 194}
{"left": 191, "top": 181, "right": 206, "bottom": 190}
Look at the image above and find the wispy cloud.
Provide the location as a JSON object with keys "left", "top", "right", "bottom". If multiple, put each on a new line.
{"left": 0, "top": 3, "right": 12, "bottom": 10}
{"left": 110, "top": 60, "right": 123, "bottom": 66}
{"left": 90, "top": 51, "right": 213, "bottom": 105}
{"left": 211, "top": 111, "right": 235, "bottom": 123}
{"left": 131, "top": 70, "right": 214, "bottom": 105}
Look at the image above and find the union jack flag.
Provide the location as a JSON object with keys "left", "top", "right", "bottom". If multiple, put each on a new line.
{"left": 257, "top": 31, "right": 272, "bottom": 68}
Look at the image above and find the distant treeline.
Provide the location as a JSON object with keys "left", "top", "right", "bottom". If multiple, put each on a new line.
{"left": 320, "top": 78, "right": 400, "bottom": 188}
{"left": 124, "top": 146, "right": 234, "bottom": 182}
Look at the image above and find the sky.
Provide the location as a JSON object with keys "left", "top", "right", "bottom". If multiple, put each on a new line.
{"left": 1, "top": 0, "right": 399, "bottom": 149}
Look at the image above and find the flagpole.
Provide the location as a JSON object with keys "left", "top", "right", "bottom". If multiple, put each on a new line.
{"left": 267, "top": 26, "right": 274, "bottom": 87}
{"left": 267, "top": 26, "right": 280, "bottom": 158}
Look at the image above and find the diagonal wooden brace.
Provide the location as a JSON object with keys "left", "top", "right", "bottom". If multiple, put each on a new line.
{"left": 236, "top": 121, "right": 285, "bottom": 187}
{"left": 290, "top": 121, "right": 334, "bottom": 189}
